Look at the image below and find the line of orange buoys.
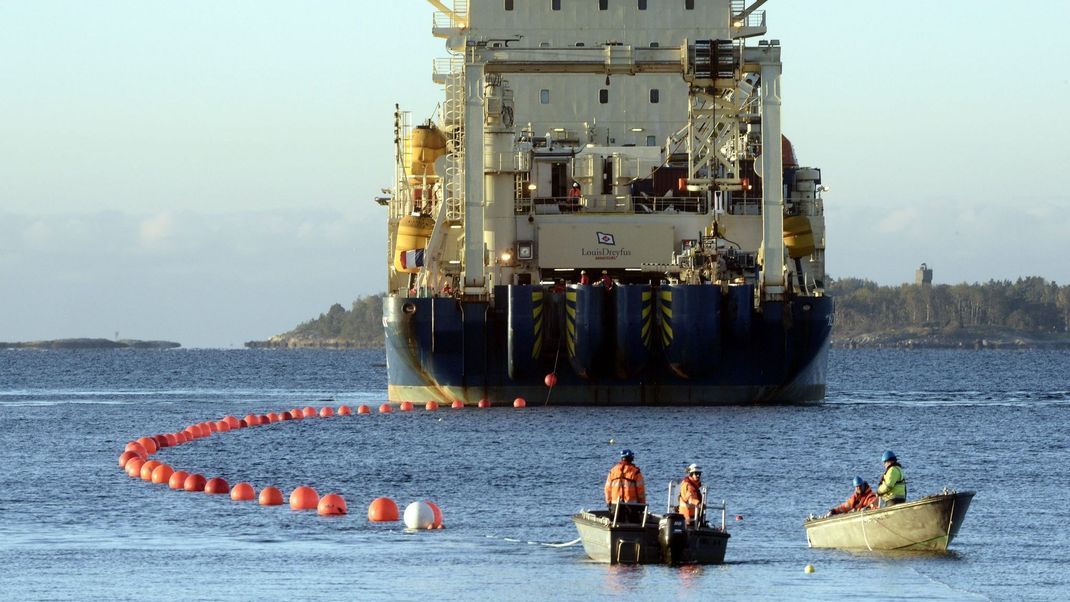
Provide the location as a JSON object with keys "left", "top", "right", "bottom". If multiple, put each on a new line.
{"left": 116, "top": 400, "right": 521, "bottom": 523}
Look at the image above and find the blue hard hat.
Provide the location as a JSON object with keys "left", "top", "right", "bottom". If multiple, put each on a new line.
{"left": 620, "top": 449, "right": 634, "bottom": 460}
{"left": 853, "top": 476, "right": 864, "bottom": 487}
{"left": 881, "top": 450, "right": 897, "bottom": 463}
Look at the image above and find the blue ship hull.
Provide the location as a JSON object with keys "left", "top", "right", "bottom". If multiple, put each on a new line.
{"left": 384, "top": 284, "right": 832, "bottom": 406}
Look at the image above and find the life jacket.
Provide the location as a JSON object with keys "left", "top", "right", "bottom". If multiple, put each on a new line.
{"left": 878, "top": 463, "right": 907, "bottom": 501}
{"left": 677, "top": 476, "right": 703, "bottom": 520}
{"left": 605, "top": 461, "right": 646, "bottom": 504}
{"left": 832, "top": 485, "right": 878, "bottom": 514}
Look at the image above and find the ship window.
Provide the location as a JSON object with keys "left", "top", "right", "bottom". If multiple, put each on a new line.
{"left": 646, "top": 135, "right": 656, "bottom": 146}
{"left": 551, "top": 0, "right": 561, "bottom": 10}
{"left": 649, "top": 89, "right": 659, "bottom": 103}
{"left": 685, "top": 0, "right": 694, "bottom": 9}
{"left": 540, "top": 89, "right": 550, "bottom": 104}
{"left": 638, "top": 0, "right": 647, "bottom": 9}
{"left": 649, "top": 42, "right": 659, "bottom": 47}
{"left": 599, "top": 89, "right": 609, "bottom": 104}
{"left": 505, "top": 0, "right": 513, "bottom": 9}
{"left": 599, "top": 0, "right": 608, "bottom": 9}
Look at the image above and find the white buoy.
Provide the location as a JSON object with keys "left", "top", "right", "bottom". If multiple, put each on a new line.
{"left": 404, "top": 501, "right": 435, "bottom": 529}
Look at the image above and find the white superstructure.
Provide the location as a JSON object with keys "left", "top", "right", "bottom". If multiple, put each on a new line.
{"left": 385, "top": 0, "right": 826, "bottom": 305}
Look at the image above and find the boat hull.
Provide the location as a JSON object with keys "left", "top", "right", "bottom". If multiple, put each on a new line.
{"left": 803, "top": 491, "right": 975, "bottom": 552}
{"left": 572, "top": 511, "right": 729, "bottom": 565}
{"left": 384, "top": 285, "right": 832, "bottom": 406}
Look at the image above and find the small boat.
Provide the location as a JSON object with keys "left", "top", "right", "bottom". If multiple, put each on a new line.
{"left": 803, "top": 490, "right": 975, "bottom": 552}
{"left": 572, "top": 490, "right": 730, "bottom": 565}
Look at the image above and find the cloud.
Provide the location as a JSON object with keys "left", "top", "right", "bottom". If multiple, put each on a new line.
{"left": 875, "top": 208, "right": 919, "bottom": 234}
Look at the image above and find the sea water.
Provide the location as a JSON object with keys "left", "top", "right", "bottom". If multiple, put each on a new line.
{"left": 1, "top": 349, "right": 1067, "bottom": 600}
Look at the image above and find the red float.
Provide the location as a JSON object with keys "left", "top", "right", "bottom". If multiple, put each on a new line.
{"left": 451, "top": 400, "right": 464, "bottom": 409}
{"left": 207, "top": 421, "right": 220, "bottom": 433}
{"left": 367, "top": 497, "right": 399, "bottom": 522}
{"left": 425, "top": 400, "right": 439, "bottom": 411}
{"left": 204, "top": 477, "right": 230, "bottom": 495}
{"left": 259, "top": 486, "right": 284, "bottom": 506}
{"left": 544, "top": 373, "right": 558, "bottom": 388}
{"left": 338, "top": 405, "right": 352, "bottom": 416}
{"left": 136, "top": 436, "right": 158, "bottom": 455}
{"left": 215, "top": 420, "right": 231, "bottom": 432}
{"left": 280, "top": 411, "right": 294, "bottom": 420}
{"left": 125, "top": 457, "right": 146, "bottom": 478}
{"left": 168, "top": 470, "right": 190, "bottom": 490}
{"left": 152, "top": 434, "right": 169, "bottom": 448}
{"left": 119, "top": 450, "right": 143, "bottom": 468}
{"left": 223, "top": 415, "right": 241, "bottom": 429}
{"left": 478, "top": 399, "right": 491, "bottom": 408}
{"left": 151, "top": 464, "right": 174, "bottom": 484}
{"left": 230, "top": 482, "right": 256, "bottom": 501}
{"left": 183, "top": 473, "right": 207, "bottom": 492}
{"left": 302, "top": 407, "right": 316, "bottom": 418}
{"left": 357, "top": 405, "right": 371, "bottom": 414}
{"left": 399, "top": 401, "right": 414, "bottom": 412}
{"left": 319, "top": 407, "right": 335, "bottom": 418}
{"left": 290, "top": 408, "right": 304, "bottom": 420}
{"left": 289, "top": 486, "right": 320, "bottom": 510}
{"left": 379, "top": 403, "right": 393, "bottom": 414}
{"left": 164, "top": 433, "right": 179, "bottom": 447}
{"left": 125, "top": 441, "right": 147, "bottom": 457}
{"left": 424, "top": 500, "right": 444, "bottom": 528}
{"left": 513, "top": 398, "right": 527, "bottom": 408}
{"left": 266, "top": 412, "right": 281, "bottom": 423}
{"left": 243, "top": 414, "right": 259, "bottom": 427}
{"left": 318, "top": 493, "right": 348, "bottom": 516}
{"left": 139, "top": 460, "right": 162, "bottom": 481}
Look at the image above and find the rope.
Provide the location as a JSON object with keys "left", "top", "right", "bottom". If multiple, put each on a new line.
{"left": 544, "top": 344, "right": 562, "bottom": 406}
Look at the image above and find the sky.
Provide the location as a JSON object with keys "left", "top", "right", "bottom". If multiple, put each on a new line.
{"left": 2, "top": 1, "right": 1068, "bottom": 347}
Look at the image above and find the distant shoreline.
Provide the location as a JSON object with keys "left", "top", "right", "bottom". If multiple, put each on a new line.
{"left": 0, "top": 338, "right": 181, "bottom": 350}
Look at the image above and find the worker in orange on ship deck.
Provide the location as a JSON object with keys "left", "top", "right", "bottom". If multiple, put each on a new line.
{"left": 579, "top": 270, "right": 590, "bottom": 285}
{"left": 825, "top": 476, "right": 878, "bottom": 517}
{"left": 598, "top": 269, "right": 615, "bottom": 291}
{"left": 605, "top": 449, "right": 646, "bottom": 508}
{"left": 678, "top": 463, "right": 704, "bottom": 524}
{"left": 565, "top": 181, "right": 582, "bottom": 212}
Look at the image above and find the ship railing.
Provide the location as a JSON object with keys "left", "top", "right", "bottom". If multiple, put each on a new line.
{"left": 523, "top": 195, "right": 706, "bottom": 215}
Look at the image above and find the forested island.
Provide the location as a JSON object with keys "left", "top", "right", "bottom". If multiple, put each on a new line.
{"left": 246, "top": 277, "right": 1070, "bottom": 350}
{"left": 1, "top": 338, "right": 181, "bottom": 350}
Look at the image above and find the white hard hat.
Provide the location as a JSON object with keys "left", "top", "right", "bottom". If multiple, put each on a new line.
{"left": 687, "top": 463, "right": 701, "bottom": 474}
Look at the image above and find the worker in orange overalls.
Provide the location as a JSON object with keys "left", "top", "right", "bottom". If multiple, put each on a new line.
{"left": 579, "top": 270, "right": 590, "bottom": 285}
{"left": 677, "top": 463, "right": 704, "bottom": 524}
{"left": 605, "top": 449, "right": 646, "bottom": 508}
{"left": 827, "top": 476, "right": 878, "bottom": 516}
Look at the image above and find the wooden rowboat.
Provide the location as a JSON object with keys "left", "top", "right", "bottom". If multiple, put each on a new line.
{"left": 803, "top": 490, "right": 975, "bottom": 552}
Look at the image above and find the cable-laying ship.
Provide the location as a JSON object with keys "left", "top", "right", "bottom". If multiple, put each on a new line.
{"left": 380, "top": 0, "right": 832, "bottom": 405}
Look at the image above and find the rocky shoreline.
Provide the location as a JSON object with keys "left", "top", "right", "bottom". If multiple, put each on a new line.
{"left": 832, "top": 326, "right": 1070, "bottom": 350}
{"left": 1, "top": 338, "right": 181, "bottom": 350}
{"left": 244, "top": 336, "right": 379, "bottom": 349}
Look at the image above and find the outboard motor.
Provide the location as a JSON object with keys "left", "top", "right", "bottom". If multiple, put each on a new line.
{"left": 658, "top": 512, "right": 688, "bottom": 564}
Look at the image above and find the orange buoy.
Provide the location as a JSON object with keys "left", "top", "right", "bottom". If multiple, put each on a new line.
{"left": 164, "top": 433, "right": 179, "bottom": 447}
{"left": 399, "top": 401, "right": 414, "bottom": 412}
{"left": 290, "top": 408, "right": 303, "bottom": 420}
{"left": 205, "top": 477, "right": 230, "bottom": 495}
{"left": 357, "top": 405, "right": 371, "bottom": 414}
{"left": 223, "top": 415, "right": 241, "bottom": 429}
{"left": 152, "top": 434, "right": 169, "bottom": 449}
{"left": 735, "top": 515, "right": 744, "bottom": 521}
{"left": 125, "top": 441, "right": 148, "bottom": 457}
{"left": 139, "top": 460, "right": 162, "bottom": 481}
{"left": 215, "top": 420, "right": 231, "bottom": 432}
{"left": 259, "top": 486, "right": 284, "bottom": 506}
{"left": 318, "top": 493, "right": 348, "bottom": 516}
{"left": 478, "top": 399, "right": 491, "bottom": 408}
{"left": 280, "top": 411, "right": 294, "bottom": 420}
{"left": 513, "top": 398, "right": 526, "bottom": 408}
{"left": 175, "top": 431, "right": 190, "bottom": 444}
{"left": 243, "top": 414, "right": 259, "bottom": 427}
{"left": 368, "top": 497, "right": 400, "bottom": 522}
{"left": 258, "top": 415, "right": 270, "bottom": 425}
{"left": 238, "top": 419, "right": 248, "bottom": 428}
{"left": 207, "top": 421, "right": 220, "bottom": 433}
{"left": 289, "top": 486, "right": 320, "bottom": 510}
{"left": 230, "top": 482, "right": 256, "bottom": 501}
{"left": 425, "top": 400, "right": 439, "bottom": 411}
{"left": 125, "top": 457, "right": 146, "bottom": 478}
{"left": 302, "top": 406, "right": 316, "bottom": 418}
{"left": 425, "top": 500, "right": 444, "bottom": 528}
{"left": 451, "top": 400, "right": 464, "bottom": 409}
{"left": 183, "top": 473, "right": 207, "bottom": 492}
{"left": 544, "top": 373, "right": 558, "bottom": 388}
{"left": 119, "top": 450, "right": 143, "bottom": 468}
{"left": 168, "top": 470, "right": 190, "bottom": 490}
{"left": 266, "top": 412, "right": 280, "bottom": 423}
{"left": 338, "top": 405, "right": 353, "bottom": 416}
{"left": 379, "top": 403, "right": 393, "bottom": 414}
{"left": 151, "top": 464, "right": 174, "bottom": 484}
{"left": 319, "top": 407, "right": 335, "bottom": 418}
{"left": 136, "top": 437, "right": 158, "bottom": 455}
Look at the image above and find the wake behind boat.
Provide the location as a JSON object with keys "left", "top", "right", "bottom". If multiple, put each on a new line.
{"left": 804, "top": 490, "right": 975, "bottom": 552}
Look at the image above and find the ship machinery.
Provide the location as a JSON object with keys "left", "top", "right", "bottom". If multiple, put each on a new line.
{"left": 379, "top": 0, "right": 833, "bottom": 405}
